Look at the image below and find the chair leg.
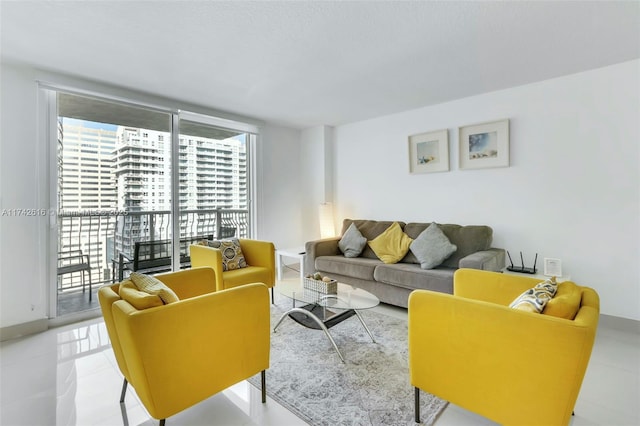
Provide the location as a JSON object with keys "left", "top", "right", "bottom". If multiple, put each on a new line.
{"left": 159, "top": 419, "right": 165, "bottom": 426}
{"left": 261, "top": 370, "right": 267, "bottom": 403}
{"left": 271, "top": 288, "right": 274, "bottom": 304}
{"left": 415, "top": 387, "right": 420, "bottom": 423}
{"left": 87, "top": 270, "right": 92, "bottom": 302}
{"left": 120, "top": 378, "right": 128, "bottom": 403}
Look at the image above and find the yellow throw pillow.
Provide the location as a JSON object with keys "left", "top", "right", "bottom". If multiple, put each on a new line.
{"left": 129, "top": 272, "right": 179, "bottom": 304}
{"left": 509, "top": 277, "right": 558, "bottom": 313}
{"left": 119, "top": 280, "right": 164, "bottom": 310}
{"left": 543, "top": 281, "right": 582, "bottom": 319}
{"left": 367, "top": 222, "right": 413, "bottom": 264}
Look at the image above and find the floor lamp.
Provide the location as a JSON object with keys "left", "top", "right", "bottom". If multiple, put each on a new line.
{"left": 319, "top": 202, "right": 335, "bottom": 239}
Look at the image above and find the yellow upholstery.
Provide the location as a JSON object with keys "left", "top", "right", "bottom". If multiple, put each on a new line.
{"left": 98, "top": 267, "right": 270, "bottom": 423}
{"left": 409, "top": 268, "right": 599, "bottom": 426}
{"left": 189, "top": 239, "right": 275, "bottom": 292}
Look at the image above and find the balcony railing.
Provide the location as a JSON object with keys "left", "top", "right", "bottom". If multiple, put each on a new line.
{"left": 57, "top": 208, "right": 249, "bottom": 292}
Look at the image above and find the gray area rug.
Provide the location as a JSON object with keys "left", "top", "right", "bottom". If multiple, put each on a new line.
{"left": 249, "top": 303, "right": 447, "bottom": 425}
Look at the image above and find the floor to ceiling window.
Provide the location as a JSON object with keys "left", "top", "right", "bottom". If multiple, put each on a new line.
{"left": 50, "top": 89, "right": 255, "bottom": 318}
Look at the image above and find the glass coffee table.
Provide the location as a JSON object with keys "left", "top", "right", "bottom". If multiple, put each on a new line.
{"left": 274, "top": 281, "right": 380, "bottom": 362}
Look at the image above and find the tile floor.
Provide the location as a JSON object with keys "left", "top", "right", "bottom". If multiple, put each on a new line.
{"left": 1, "top": 268, "right": 638, "bottom": 426}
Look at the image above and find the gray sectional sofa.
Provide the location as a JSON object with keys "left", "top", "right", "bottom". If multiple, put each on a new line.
{"left": 304, "top": 219, "right": 505, "bottom": 308}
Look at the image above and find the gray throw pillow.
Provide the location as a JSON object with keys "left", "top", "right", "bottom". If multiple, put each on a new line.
{"left": 410, "top": 223, "right": 457, "bottom": 269}
{"left": 338, "top": 223, "right": 367, "bottom": 258}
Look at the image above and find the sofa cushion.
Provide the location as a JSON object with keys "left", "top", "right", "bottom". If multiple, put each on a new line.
{"left": 130, "top": 272, "right": 180, "bottom": 304}
{"left": 338, "top": 223, "right": 367, "bottom": 258}
{"left": 341, "top": 219, "right": 406, "bottom": 259}
{"left": 368, "top": 222, "right": 413, "bottom": 264}
{"left": 410, "top": 223, "right": 457, "bottom": 269}
{"left": 204, "top": 238, "right": 247, "bottom": 271}
{"left": 315, "top": 255, "right": 379, "bottom": 281}
{"left": 374, "top": 263, "right": 454, "bottom": 294}
{"left": 509, "top": 278, "right": 558, "bottom": 313}
{"left": 543, "top": 281, "right": 582, "bottom": 319}
{"left": 403, "top": 223, "right": 492, "bottom": 268}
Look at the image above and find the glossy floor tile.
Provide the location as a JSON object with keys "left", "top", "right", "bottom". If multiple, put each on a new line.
{"left": 1, "top": 268, "right": 639, "bottom": 425}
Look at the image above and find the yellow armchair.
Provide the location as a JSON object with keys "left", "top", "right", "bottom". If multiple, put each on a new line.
{"left": 409, "top": 269, "right": 599, "bottom": 426}
{"left": 189, "top": 238, "right": 276, "bottom": 302}
{"left": 98, "top": 267, "right": 270, "bottom": 425}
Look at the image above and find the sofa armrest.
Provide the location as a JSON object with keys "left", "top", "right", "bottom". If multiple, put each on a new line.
{"left": 113, "top": 282, "right": 270, "bottom": 420}
{"left": 304, "top": 238, "right": 341, "bottom": 275}
{"left": 458, "top": 248, "right": 505, "bottom": 271}
{"left": 408, "top": 289, "right": 598, "bottom": 426}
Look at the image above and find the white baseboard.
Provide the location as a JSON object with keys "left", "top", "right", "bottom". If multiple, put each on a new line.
{"left": 600, "top": 314, "right": 640, "bottom": 335}
{"left": 0, "top": 318, "right": 48, "bottom": 342}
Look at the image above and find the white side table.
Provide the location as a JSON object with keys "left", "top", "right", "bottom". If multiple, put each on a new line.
{"left": 276, "top": 247, "right": 306, "bottom": 282}
{"left": 501, "top": 268, "right": 571, "bottom": 283}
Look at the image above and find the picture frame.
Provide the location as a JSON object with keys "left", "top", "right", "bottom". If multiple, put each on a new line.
{"left": 458, "top": 119, "right": 509, "bottom": 170}
{"left": 408, "top": 129, "right": 449, "bottom": 174}
{"left": 544, "top": 258, "right": 563, "bottom": 277}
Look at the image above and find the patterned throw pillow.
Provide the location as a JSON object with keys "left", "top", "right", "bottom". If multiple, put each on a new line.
{"left": 509, "top": 277, "right": 558, "bottom": 313}
{"left": 205, "top": 238, "right": 247, "bottom": 271}
{"left": 129, "top": 272, "right": 179, "bottom": 304}
{"left": 367, "top": 222, "right": 413, "bottom": 264}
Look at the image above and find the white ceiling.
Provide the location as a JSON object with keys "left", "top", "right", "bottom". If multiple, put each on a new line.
{"left": 1, "top": 1, "right": 639, "bottom": 129}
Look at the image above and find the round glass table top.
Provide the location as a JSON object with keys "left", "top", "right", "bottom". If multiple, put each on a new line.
{"left": 276, "top": 281, "right": 379, "bottom": 310}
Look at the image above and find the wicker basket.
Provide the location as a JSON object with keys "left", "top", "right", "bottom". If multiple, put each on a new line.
{"left": 303, "top": 277, "right": 338, "bottom": 294}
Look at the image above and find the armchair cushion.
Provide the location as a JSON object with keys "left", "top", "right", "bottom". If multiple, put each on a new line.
{"left": 119, "top": 280, "right": 163, "bottom": 310}
{"left": 410, "top": 223, "right": 457, "bottom": 269}
{"left": 130, "top": 272, "right": 179, "bottom": 304}
{"left": 368, "top": 222, "right": 413, "bottom": 264}
{"left": 543, "top": 281, "right": 583, "bottom": 319}
{"left": 203, "top": 238, "right": 247, "bottom": 271}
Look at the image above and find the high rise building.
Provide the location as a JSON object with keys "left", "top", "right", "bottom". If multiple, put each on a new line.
{"left": 59, "top": 122, "right": 117, "bottom": 211}
{"left": 58, "top": 120, "right": 117, "bottom": 287}
{"left": 112, "top": 127, "right": 247, "bottom": 258}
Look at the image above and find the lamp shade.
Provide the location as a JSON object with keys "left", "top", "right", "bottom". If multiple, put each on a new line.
{"left": 319, "top": 202, "right": 335, "bottom": 239}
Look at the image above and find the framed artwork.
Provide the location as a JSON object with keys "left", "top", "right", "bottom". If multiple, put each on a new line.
{"left": 408, "top": 129, "right": 449, "bottom": 174}
{"left": 544, "top": 258, "right": 563, "bottom": 277}
{"left": 458, "top": 119, "right": 509, "bottom": 170}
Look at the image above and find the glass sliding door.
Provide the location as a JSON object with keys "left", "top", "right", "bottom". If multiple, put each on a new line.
{"left": 177, "top": 115, "right": 254, "bottom": 247}
{"left": 51, "top": 90, "right": 257, "bottom": 319}
{"left": 55, "top": 92, "right": 172, "bottom": 316}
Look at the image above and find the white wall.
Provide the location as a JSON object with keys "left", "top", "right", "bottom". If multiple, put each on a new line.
{"left": 333, "top": 60, "right": 640, "bottom": 321}
{"left": 0, "top": 64, "right": 50, "bottom": 328}
{"left": 0, "top": 62, "right": 303, "bottom": 329}
{"left": 255, "top": 124, "right": 303, "bottom": 249}
{"left": 299, "top": 125, "right": 337, "bottom": 243}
